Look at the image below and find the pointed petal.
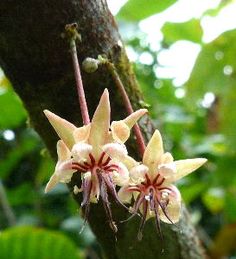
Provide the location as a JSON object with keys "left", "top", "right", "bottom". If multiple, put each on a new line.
{"left": 159, "top": 185, "right": 181, "bottom": 224}
{"left": 143, "top": 130, "right": 164, "bottom": 176}
{"left": 45, "top": 174, "right": 59, "bottom": 193}
{"left": 111, "top": 121, "right": 130, "bottom": 143}
{"left": 57, "top": 140, "right": 71, "bottom": 161}
{"left": 89, "top": 89, "right": 110, "bottom": 153}
{"left": 111, "top": 109, "right": 147, "bottom": 143}
{"left": 123, "top": 109, "right": 147, "bottom": 128}
{"left": 172, "top": 158, "right": 207, "bottom": 182}
{"left": 102, "top": 143, "right": 128, "bottom": 160}
{"left": 73, "top": 124, "right": 91, "bottom": 143}
{"left": 122, "top": 155, "right": 139, "bottom": 170}
{"left": 118, "top": 186, "right": 132, "bottom": 203}
{"left": 44, "top": 110, "right": 76, "bottom": 149}
{"left": 160, "top": 152, "right": 174, "bottom": 164}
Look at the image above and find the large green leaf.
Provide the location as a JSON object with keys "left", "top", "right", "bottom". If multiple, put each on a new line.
{"left": 186, "top": 29, "right": 236, "bottom": 150}
{"left": 117, "top": 0, "right": 177, "bottom": 21}
{"left": 0, "top": 226, "right": 81, "bottom": 259}
{"left": 161, "top": 19, "right": 203, "bottom": 44}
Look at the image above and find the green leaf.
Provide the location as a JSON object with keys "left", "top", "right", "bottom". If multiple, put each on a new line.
{"left": 202, "top": 187, "right": 225, "bottom": 213}
{"left": 0, "top": 226, "right": 81, "bottom": 259}
{"left": 186, "top": 29, "right": 236, "bottom": 150}
{"left": 180, "top": 182, "right": 206, "bottom": 204}
{"left": 0, "top": 89, "right": 27, "bottom": 129}
{"left": 117, "top": 0, "right": 177, "bottom": 21}
{"left": 224, "top": 191, "right": 236, "bottom": 222}
{"left": 7, "top": 183, "right": 37, "bottom": 206}
{"left": 161, "top": 19, "right": 203, "bottom": 44}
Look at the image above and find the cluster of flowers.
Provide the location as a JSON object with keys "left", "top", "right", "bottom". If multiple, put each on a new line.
{"left": 44, "top": 89, "right": 206, "bottom": 236}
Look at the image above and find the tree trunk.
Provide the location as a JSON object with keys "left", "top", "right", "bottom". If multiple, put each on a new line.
{"left": 0, "top": 1, "right": 206, "bottom": 258}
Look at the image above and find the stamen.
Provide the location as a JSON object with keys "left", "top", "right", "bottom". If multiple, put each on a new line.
{"left": 121, "top": 193, "right": 144, "bottom": 223}
{"left": 156, "top": 199, "right": 175, "bottom": 225}
{"left": 103, "top": 164, "right": 119, "bottom": 171}
{"left": 81, "top": 178, "right": 92, "bottom": 207}
{"left": 145, "top": 174, "right": 151, "bottom": 185}
{"left": 153, "top": 198, "right": 164, "bottom": 243}
{"left": 104, "top": 174, "right": 129, "bottom": 211}
{"left": 79, "top": 202, "right": 90, "bottom": 234}
{"left": 137, "top": 200, "right": 148, "bottom": 241}
{"left": 158, "top": 187, "right": 172, "bottom": 192}
{"left": 153, "top": 173, "right": 160, "bottom": 184}
{"left": 156, "top": 177, "right": 165, "bottom": 186}
{"left": 102, "top": 156, "right": 111, "bottom": 167}
{"left": 89, "top": 153, "right": 95, "bottom": 166}
{"left": 149, "top": 189, "right": 155, "bottom": 211}
{"left": 127, "top": 186, "right": 141, "bottom": 192}
{"left": 83, "top": 162, "right": 91, "bottom": 167}
{"left": 98, "top": 152, "right": 106, "bottom": 166}
{"left": 98, "top": 173, "right": 117, "bottom": 233}
{"left": 72, "top": 162, "right": 89, "bottom": 171}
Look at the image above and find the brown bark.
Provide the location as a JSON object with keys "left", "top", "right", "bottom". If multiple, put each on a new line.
{"left": 0, "top": 1, "right": 205, "bottom": 258}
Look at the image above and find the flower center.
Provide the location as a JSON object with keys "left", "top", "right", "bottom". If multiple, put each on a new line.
{"left": 127, "top": 172, "right": 174, "bottom": 240}
{"left": 71, "top": 151, "right": 127, "bottom": 233}
{"left": 72, "top": 151, "right": 119, "bottom": 174}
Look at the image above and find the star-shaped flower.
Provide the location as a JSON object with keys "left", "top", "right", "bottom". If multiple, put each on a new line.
{"left": 44, "top": 89, "right": 147, "bottom": 231}
{"left": 118, "top": 130, "right": 207, "bottom": 238}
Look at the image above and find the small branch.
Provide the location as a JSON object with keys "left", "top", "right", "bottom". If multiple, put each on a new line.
{"left": 0, "top": 180, "right": 16, "bottom": 226}
{"left": 65, "top": 23, "right": 90, "bottom": 125}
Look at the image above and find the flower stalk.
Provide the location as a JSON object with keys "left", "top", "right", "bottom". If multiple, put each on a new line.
{"left": 65, "top": 23, "right": 90, "bottom": 125}
{"left": 100, "top": 57, "right": 146, "bottom": 157}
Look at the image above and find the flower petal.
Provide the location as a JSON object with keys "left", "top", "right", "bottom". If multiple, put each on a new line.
{"left": 159, "top": 185, "right": 181, "bottom": 224}
{"left": 57, "top": 140, "right": 71, "bottom": 161}
{"left": 122, "top": 155, "right": 139, "bottom": 170}
{"left": 143, "top": 130, "right": 164, "bottom": 176}
{"left": 56, "top": 159, "right": 77, "bottom": 183}
{"left": 111, "top": 109, "right": 147, "bottom": 143}
{"left": 89, "top": 89, "right": 110, "bottom": 155}
{"left": 71, "top": 143, "right": 93, "bottom": 161}
{"left": 44, "top": 110, "right": 76, "bottom": 149}
{"left": 160, "top": 152, "right": 174, "bottom": 164}
{"left": 73, "top": 124, "right": 91, "bottom": 143}
{"left": 45, "top": 174, "right": 59, "bottom": 193}
{"left": 112, "top": 163, "right": 129, "bottom": 186}
{"left": 173, "top": 158, "right": 207, "bottom": 182}
{"left": 118, "top": 186, "right": 132, "bottom": 203}
{"left": 123, "top": 109, "right": 148, "bottom": 128}
{"left": 129, "top": 164, "right": 148, "bottom": 185}
{"left": 158, "top": 162, "right": 177, "bottom": 179}
{"left": 102, "top": 143, "right": 128, "bottom": 160}
{"left": 111, "top": 121, "right": 130, "bottom": 143}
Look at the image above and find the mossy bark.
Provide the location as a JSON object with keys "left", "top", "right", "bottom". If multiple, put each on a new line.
{"left": 0, "top": 1, "right": 206, "bottom": 258}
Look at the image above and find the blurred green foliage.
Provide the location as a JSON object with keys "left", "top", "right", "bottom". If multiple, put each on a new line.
{"left": 0, "top": 226, "right": 81, "bottom": 259}
{"left": 0, "top": 0, "right": 236, "bottom": 258}
{"left": 117, "top": 0, "right": 177, "bottom": 21}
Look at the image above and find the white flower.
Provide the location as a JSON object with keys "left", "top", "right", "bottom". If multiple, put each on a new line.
{"left": 118, "top": 129, "right": 207, "bottom": 237}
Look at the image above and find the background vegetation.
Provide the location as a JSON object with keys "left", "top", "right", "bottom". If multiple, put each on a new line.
{"left": 0, "top": 0, "right": 236, "bottom": 258}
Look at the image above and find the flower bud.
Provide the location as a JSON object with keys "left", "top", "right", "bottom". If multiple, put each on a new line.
{"left": 82, "top": 57, "right": 100, "bottom": 73}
